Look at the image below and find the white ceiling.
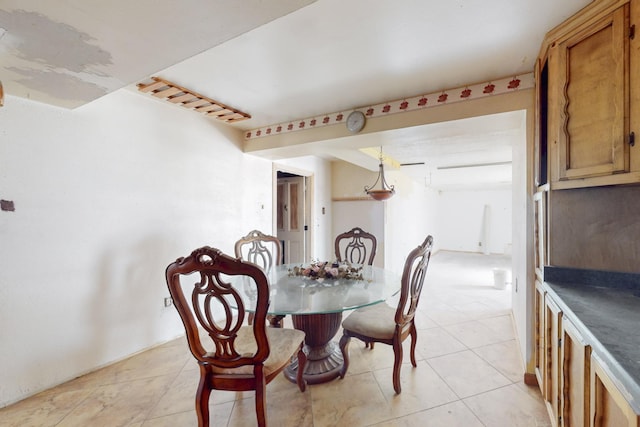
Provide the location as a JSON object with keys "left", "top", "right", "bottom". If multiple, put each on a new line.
{"left": 0, "top": 0, "right": 591, "bottom": 189}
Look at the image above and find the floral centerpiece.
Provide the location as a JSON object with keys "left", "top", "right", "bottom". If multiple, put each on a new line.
{"left": 288, "top": 261, "right": 363, "bottom": 282}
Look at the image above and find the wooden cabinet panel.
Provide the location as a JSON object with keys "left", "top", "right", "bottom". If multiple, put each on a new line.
{"left": 562, "top": 318, "right": 591, "bottom": 427}
{"left": 590, "top": 354, "right": 640, "bottom": 427}
{"left": 535, "top": 57, "right": 549, "bottom": 187}
{"left": 545, "top": 297, "right": 563, "bottom": 426}
{"left": 535, "top": 281, "right": 546, "bottom": 393}
{"left": 554, "top": 4, "right": 630, "bottom": 181}
{"left": 534, "top": 190, "right": 548, "bottom": 279}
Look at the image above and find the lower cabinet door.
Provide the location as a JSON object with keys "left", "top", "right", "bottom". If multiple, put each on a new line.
{"left": 590, "top": 354, "right": 640, "bottom": 427}
{"left": 561, "top": 318, "right": 591, "bottom": 427}
{"left": 545, "top": 297, "right": 563, "bottom": 426}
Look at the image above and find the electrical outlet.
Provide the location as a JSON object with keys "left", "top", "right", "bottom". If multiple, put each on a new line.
{"left": 164, "top": 297, "right": 173, "bottom": 307}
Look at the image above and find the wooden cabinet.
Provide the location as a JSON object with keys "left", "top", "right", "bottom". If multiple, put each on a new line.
{"left": 562, "top": 317, "right": 592, "bottom": 427}
{"left": 552, "top": 4, "right": 630, "bottom": 182}
{"left": 545, "top": 296, "right": 563, "bottom": 426}
{"left": 535, "top": 286, "right": 640, "bottom": 427}
{"left": 591, "top": 354, "right": 640, "bottom": 427}
{"left": 540, "top": 0, "right": 640, "bottom": 189}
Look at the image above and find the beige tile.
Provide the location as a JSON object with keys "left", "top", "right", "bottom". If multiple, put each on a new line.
{"left": 0, "top": 386, "right": 95, "bottom": 427}
{"left": 311, "top": 372, "right": 392, "bottom": 427}
{"left": 478, "top": 314, "right": 516, "bottom": 338}
{"left": 56, "top": 375, "right": 175, "bottom": 426}
{"left": 341, "top": 337, "right": 418, "bottom": 376}
{"left": 373, "top": 401, "right": 484, "bottom": 427}
{"left": 448, "top": 300, "right": 503, "bottom": 321}
{"left": 415, "top": 327, "right": 467, "bottom": 359}
{"left": 473, "top": 339, "right": 524, "bottom": 383}
{"left": 514, "top": 380, "right": 547, "bottom": 402}
{"left": 144, "top": 402, "right": 233, "bottom": 427}
{"left": 443, "top": 319, "right": 507, "bottom": 349}
{"left": 228, "top": 384, "right": 313, "bottom": 427}
{"left": 427, "top": 350, "right": 512, "bottom": 398}
{"left": 77, "top": 342, "right": 190, "bottom": 388}
{"left": 413, "top": 308, "right": 439, "bottom": 329}
{"left": 425, "top": 309, "right": 477, "bottom": 327}
{"left": 373, "top": 360, "right": 458, "bottom": 417}
{"left": 148, "top": 365, "right": 248, "bottom": 419}
{"left": 463, "top": 383, "right": 552, "bottom": 427}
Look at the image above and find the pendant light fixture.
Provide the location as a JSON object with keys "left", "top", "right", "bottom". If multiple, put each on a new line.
{"left": 365, "top": 147, "right": 395, "bottom": 201}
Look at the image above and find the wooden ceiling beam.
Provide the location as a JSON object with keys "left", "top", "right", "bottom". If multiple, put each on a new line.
{"left": 136, "top": 76, "right": 251, "bottom": 124}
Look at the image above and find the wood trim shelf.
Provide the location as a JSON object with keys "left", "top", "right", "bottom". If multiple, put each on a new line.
{"left": 332, "top": 197, "right": 374, "bottom": 202}
{"left": 137, "top": 76, "right": 251, "bottom": 124}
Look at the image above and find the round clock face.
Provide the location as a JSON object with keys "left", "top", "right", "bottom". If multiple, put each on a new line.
{"left": 346, "top": 111, "right": 366, "bottom": 133}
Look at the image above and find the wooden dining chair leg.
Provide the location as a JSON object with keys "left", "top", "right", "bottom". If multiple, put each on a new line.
{"left": 196, "top": 366, "right": 212, "bottom": 427}
{"left": 254, "top": 374, "right": 267, "bottom": 427}
{"left": 392, "top": 338, "right": 403, "bottom": 394}
{"left": 410, "top": 325, "right": 418, "bottom": 367}
{"left": 338, "top": 333, "right": 351, "bottom": 379}
{"left": 296, "top": 347, "right": 308, "bottom": 392}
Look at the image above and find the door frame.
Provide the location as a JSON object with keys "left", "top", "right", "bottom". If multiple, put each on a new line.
{"left": 273, "top": 163, "right": 314, "bottom": 262}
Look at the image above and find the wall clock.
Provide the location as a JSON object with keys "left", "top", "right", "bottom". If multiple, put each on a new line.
{"left": 346, "top": 110, "right": 366, "bottom": 133}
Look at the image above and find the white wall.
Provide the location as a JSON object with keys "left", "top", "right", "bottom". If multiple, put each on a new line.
{"left": 0, "top": 91, "right": 334, "bottom": 407}
{"left": 383, "top": 170, "right": 438, "bottom": 274}
{"left": 435, "top": 188, "right": 512, "bottom": 254}
{"left": 510, "top": 109, "right": 534, "bottom": 372}
{"left": 332, "top": 200, "right": 385, "bottom": 268}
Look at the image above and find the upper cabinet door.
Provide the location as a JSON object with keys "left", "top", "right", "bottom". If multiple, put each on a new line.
{"left": 553, "top": 4, "right": 630, "bottom": 181}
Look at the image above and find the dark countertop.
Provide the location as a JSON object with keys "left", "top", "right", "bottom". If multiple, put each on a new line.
{"left": 544, "top": 266, "right": 640, "bottom": 411}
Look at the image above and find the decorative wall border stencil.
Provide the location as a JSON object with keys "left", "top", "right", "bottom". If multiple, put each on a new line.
{"left": 137, "top": 76, "right": 251, "bottom": 124}
{"left": 244, "top": 73, "right": 533, "bottom": 140}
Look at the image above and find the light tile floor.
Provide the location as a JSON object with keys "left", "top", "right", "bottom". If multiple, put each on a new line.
{"left": 0, "top": 251, "right": 550, "bottom": 427}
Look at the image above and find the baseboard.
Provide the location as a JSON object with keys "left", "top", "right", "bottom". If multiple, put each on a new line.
{"left": 523, "top": 372, "right": 538, "bottom": 387}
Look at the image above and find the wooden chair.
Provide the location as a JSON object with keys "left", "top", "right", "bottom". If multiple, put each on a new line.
{"left": 334, "top": 227, "right": 377, "bottom": 266}
{"left": 338, "top": 235, "right": 433, "bottom": 394}
{"left": 165, "top": 246, "right": 306, "bottom": 427}
{"left": 235, "top": 230, "right": 284, "bottom": 327}
{"left": 234, "top": 230, "right": 282, "bottom": 273}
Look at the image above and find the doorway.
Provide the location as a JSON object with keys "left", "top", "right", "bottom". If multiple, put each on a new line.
{"left": 274, "top": 166, "right": 313, "bottom": 264}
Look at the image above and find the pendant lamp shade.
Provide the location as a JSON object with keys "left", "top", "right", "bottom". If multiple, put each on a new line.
{"left": 365, "top": 148, "right": 395, "bottom": 201}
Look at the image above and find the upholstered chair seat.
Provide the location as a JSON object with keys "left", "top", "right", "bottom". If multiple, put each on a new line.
{"left": 339, "top": 235, "right": 434, "bottom": 394}
{"left": 208, "top": 327, "right": 305, "bottom": 376}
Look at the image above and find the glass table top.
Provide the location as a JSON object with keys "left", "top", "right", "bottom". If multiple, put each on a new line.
{"left": 235, "top": 263, "right": 402, "bottom": 315}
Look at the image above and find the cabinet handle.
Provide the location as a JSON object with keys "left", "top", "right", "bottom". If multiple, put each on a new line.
{"left": 630, "top": 132, "right": 636, "bottom": 147}
{"left": 630, "top": 24, "right": 635, "bottom": 40}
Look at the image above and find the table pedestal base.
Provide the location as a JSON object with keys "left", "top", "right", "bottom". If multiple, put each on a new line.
{"left": 283, "top": 312, "right": 344, "bottom": 385}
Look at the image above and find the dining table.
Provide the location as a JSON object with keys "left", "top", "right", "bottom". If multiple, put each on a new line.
{"left": 235, "top": 263, "right": 402, "bottom": 385}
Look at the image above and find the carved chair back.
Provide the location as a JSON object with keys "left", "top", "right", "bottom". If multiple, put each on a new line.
{"left": 166, "top": 246, "right": 270, "bottom": 368}
{"left": 395, "top": 235, "right": 433, "bottom": 327}
{"left": 334, "top": 227, "right": 377, "bottom": 265}
{"left": 234, "top": 230, "right": 282, "bottom": 273}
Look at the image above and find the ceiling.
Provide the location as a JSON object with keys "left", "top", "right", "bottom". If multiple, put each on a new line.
{"left": 0, "top": 0, "right": 592, "bottom": 189}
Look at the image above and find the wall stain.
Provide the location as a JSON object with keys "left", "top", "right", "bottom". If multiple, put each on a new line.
{"left": 0, "top": 9, "right": 112, "bottom": 102}
{"left": 7, "top": 67, "right": 108, "bottom": 102}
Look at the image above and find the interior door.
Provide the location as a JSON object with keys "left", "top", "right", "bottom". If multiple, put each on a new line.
{"left": 277, "top": 175, "right": 305, "bottom": 263}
